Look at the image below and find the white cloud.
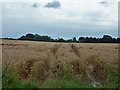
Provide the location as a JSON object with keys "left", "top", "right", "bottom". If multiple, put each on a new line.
{"left": 2, "top": 0, "right": 119, "bottom": 38}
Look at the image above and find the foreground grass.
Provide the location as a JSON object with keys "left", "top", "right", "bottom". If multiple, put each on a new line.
{"left": 2, "top": 68, "right": 39, "bottom": 88}
{"left": 2, "top": 68, "right": 94, "bottom": 88}
{"left": 2, "top": 57, "right": 118, "bottom": 89}
{"left": 2, "top": 66, "right": 118, "bottom": 88}
{"left": 41, "top": 76, "right": 94, "bottom": 88}
{"left": 41, "top": 68, "right": 118, "bottom": 88}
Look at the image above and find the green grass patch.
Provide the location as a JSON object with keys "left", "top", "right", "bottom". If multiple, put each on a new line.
{"left": 41, "top": 76, "right": 94, "bottom": 88}
{"left": 2, "top": 68, "right": 39, "bottom": 88}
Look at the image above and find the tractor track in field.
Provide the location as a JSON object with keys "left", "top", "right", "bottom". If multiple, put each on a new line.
{"left": 39, "top": 44, "right": 61, "bottom": 85}
{"left": 70, "top": 44, "right": 80, "bottom": 58}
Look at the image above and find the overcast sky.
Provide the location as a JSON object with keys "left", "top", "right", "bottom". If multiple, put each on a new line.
{"left": 2, "top": 0, "right": 119, "bottom": 39}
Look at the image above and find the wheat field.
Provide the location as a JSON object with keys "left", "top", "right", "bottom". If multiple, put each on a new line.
{"left": 2, "top": 39, "right": 119, "bottom": 88}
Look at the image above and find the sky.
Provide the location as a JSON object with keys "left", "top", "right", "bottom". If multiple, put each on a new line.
{"left": 1, "top": 0, "right": 119, "bottom": 39}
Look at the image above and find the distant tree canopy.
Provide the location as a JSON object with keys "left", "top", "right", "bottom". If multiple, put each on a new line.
{"left": 78, "top": 35, "right": 120, "bottom": 43}
{"left": 18, "top": 34, "right": 54, "bottom": 42}
{"left": 18, "top": 33, "right": 120, "bottom": 43}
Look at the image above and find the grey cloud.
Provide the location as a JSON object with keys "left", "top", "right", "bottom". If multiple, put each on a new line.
{"left": 99, "top": 1, "right": 108, "bottom": 4}
{"left": 99, "top": 1, "right": 111, "bottom": 6}
{"left": 44, "top": 1, "right": 61, "bottom": 9}
{"left": 32, "top": 3, "right": 40, "bottom": 8}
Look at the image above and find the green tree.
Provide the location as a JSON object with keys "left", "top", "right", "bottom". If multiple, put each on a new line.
{"left": 73, "top": 37, "right": 77, "bottom": 42}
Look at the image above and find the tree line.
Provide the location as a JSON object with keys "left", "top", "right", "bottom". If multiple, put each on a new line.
{"left": 17, "top": 33, "right": 120, "bottom": 43}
